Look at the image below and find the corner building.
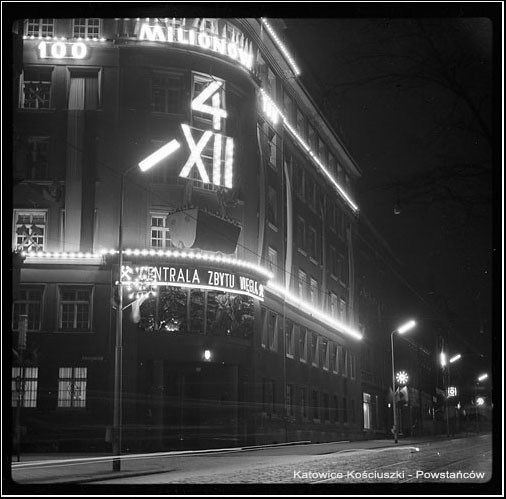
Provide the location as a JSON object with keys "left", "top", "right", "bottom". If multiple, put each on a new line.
{"left": 12, "top": 18, "right": 364, "bottom": 451}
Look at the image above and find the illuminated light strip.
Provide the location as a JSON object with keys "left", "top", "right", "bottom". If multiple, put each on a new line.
{"left": 260, "top": 89, "right": 359, "bottom": 213}
{"left": 224, "top": 137, "right": 234, "bottom": 188}
{"left": 23, "top": 35, "right": 107, "bottom": 42}
{"left": 139, "top": 139, "right": 180, "bottom": 172}
{"left": 179, "top": 125, "right": 212, "bottom": 183}
{"left": 260, "top": 18, "right": 301, "bottom": 76}
{"left": 267, "top": 281, "right": 363, "bottom": 340}
{"left": 213, "top": 133, "right": 222, "bottom": 185}
{"left": 101, "top": 249, "right": 274, "bottom": 280}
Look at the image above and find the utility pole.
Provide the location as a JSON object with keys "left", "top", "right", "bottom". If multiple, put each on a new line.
{"left": 15, "top": 314, "right": 28, "bottom": 462}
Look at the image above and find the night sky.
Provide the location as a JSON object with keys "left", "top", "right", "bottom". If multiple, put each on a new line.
{"left": 281, "top": 6, "right": 499, "bottom": 377}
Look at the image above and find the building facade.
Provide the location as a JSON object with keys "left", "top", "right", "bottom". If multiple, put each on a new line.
{"left": 11, "top": 18, "right": 367, "bottom": 452}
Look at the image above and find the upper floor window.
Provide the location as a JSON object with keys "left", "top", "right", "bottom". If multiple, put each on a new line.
{"left": 309, "top": 277, "right": 318, "bottom": 306}
{"left": 19, "top": 67, "right": 52, "bottom": 109}
{"left": 263, "top": 123, "right": 278, "bottom": 169}
{"left": 14, "top": 210, "right": 47, "bottom": 252}
{"left": 12, "top": 367, "right": 39, "bottom": 408}
{"left": 25, "top": 19, "right": 54, "bottom": 37}
{"left": 58, "top": 286, "right": 93, "bottom": 332}
{"left": 73, "top": 18, "right": 100, "bottom": 38}
{"left": 58, "top": 367, "right": 87, "bottom": 408}
{"left": 330, "top": 292, "right": 338, "bottom": 319}
{"left": 308, "top": 125, "right": 317, "bottom": 151}
{"left": 283, "top": 90, "right": 293, "bottom": 122}
{"left": 298, "top": 269, "right": 307, "bottom": 299}
{"left": 295, "top": 216, "right": 306, "bottom": 252}
{"left": 285, "top": 320, "right": 295, "bottom": 357}
{"left": 267, "top": 246, "right": 278, "bottom": 279}
{"left": 68, "top": 68, "right": 100, "bottom": 110}
{"left": 311, "top": 332, "right": 318, "bottom": 366}
{"left": 16, "top": 136, "right": 50, "bottom": 180}
{"left": 13, "top": 286, "right": 44, "bottom": 332}
{"left": 266, "top": 67, "right": 277, "bottom": 100}
{"left": 296, "top": 107, "right": 305, "bottom": 138}
{"left": 299, "top": 326, "right": 307, "bottom": 362}
{"left": 192, "top": 73, "right": 226, "bottom": 131}
{"left": 267, "top": 186, "right": 278, "bottom": 227}
{"left": 339, "top": 298, "right": 347, "bottom": 323}
{"left": 150, "top": 213, "right": 174, "bottom": 248}
{"left": 151, "top": 72, "right": 183, "bottom": 114}
{"left": 293, "top": 162, "right": 305, "bottom": 200}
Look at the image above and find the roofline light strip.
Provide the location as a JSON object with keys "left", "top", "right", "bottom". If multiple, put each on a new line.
{"left": 21, "top": 249, "right": 274, "bottom": 280}
{"left": 260, "top": 18, "right": 301, "bottom": 76}
{"left": 267, "top": 281, "right": 363, "bottom": 341}
{"left": 102, "top": 249, "right": 274, "bottom": 280}
{"left": 260, "top": 89, "right": 359, "bottom": 213}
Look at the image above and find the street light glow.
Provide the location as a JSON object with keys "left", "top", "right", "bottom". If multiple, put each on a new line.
{"left": 440, "top": 352, "right": 447, "bottom": 367}
{"left": 397, "top": 319, "right": 416, "bottom": 335}
{"left": 449, "top": 353, "right": 461, "bottom": 363}
{"left": 478, "top": 373, "right": 488, "bottom": 382}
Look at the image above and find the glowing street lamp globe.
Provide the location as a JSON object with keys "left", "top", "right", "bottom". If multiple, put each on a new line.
{"left": 396, "top": 371, "right": 409, "bottom": 385}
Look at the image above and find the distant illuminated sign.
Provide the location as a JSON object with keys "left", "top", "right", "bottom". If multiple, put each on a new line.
{"left": 121, "top": 264, "right": 265, "bottom": 300}
{"left": 37, "top": 41, "right": 88, "bottom": 59}
{"left": 396, "top": 371, "right": 409, "bottom": 385}
{"left": 138, "top": 22, "right": 253, "bottom": 71}
{"left": 447, "top": 386, "right": 458, "bottom": 398}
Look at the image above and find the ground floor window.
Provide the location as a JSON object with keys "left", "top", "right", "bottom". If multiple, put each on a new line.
{"left": 363, "top": 392, "right": 371, "bottom": 429}
{"left": 11, "top": 367, "right": 38, "bottom": 407}
{"left": 138, "top": 287, "right": 254, "bottom": 338}
{"left": 12, "top": 286, "right": 44, "bottom": 331}
{"left": 57, "top": 367, "right": 87, "bottom": 408}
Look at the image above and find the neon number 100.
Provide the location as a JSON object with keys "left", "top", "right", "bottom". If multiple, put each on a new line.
{"left": 37, "top": 41, "right": 88, "bottom": 60}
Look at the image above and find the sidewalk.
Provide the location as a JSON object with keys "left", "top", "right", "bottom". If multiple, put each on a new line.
{"left": 8, "top": 432, "right": 487, "bottom": 486}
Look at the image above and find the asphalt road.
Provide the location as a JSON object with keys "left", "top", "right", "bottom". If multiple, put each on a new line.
{"left": 9, "top": 433, "right": 493, "bottom": 487}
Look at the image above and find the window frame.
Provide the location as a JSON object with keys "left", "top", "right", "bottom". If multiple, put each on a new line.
{"left": 19, "top": 66, "right": 54, "bottom": 110}
{"left": 57, "top": 366, "right": 88, "bottom": 408}
{"left": 57, "top": 285, "right": 94, "bottom": 332}
{"left": 72, "top": 18, "right": 101, "bottom": 39}
{"left": 13, "top": 209, "right": 48, "bottom": 252}
{"left": 12, "top": 285, "right": 45, "bottom": 332}
{"left": 151, "top": 71, "right": 184, "bottom": 115}
{"left": 25, "top": 18, "right": 54, "bottom": 37}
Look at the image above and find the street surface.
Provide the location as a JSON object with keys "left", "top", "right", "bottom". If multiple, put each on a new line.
{"left": 10, "top": 433, "right": 492, "bottom": 486}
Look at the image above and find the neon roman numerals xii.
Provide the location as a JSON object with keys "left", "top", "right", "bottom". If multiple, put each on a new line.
{"left": 179, "top": 80, "right": 234, "bottom": 188}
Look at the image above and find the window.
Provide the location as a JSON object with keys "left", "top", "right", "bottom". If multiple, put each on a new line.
{"left": 295, "top": 217, "right": 306, "bottom": 252}
{"left": 318, "top": 139, "right": 327, "bottom": 165}
{"left": 13, "top": 286, "right": 43, "bottom": 331}
{"left": 73, "top": 18, "right": 100, "bottom": 38}
{"left": 25, "top": 19, "right": 54, "bottom": 37}
{"left": 330, "top": 291, "right": 338, "bottom": 318}
{"left": 59, "top": 286, "right": 92, "bottom": 331}
{"left": 12, "top": 367, "right": 38, "bottom": 408}
{"left": 293, "top": 162, "right": 305, "bottom": 199}
{"left": 312, "top": 390, "right": 319, "bottom": 420}
{"left": 296, "top": 107, "right": 305, "bottom": 137}
{"left": 20, "top": 67, "right": 52, "bottom": 109}
{"left": 308, "top": 228, "right": 319, "bottom": 261}
{"left": 363, "top": 392, "right": 371, "bottom": 429}
{"left": 323, "top": 393, "right": 330, "bottom": 421}
{"left": 299, "top": 326, "right": 307, "bottom": 362}
{"left": 14, "top": 210, "right": 47, "bottom": 251}
{"left": 267, "top": 186, "right": 278, "bottom": 226}
{"left": 320, "top": 338, "right": 329, "bottom": 370}
{"left": 68, "top": 69, "right": 100, "bottom": 110}
{"left": 329, "top": 154, "right": 337, "bottom": 177}
{"left": 309, "top": 277, "right": 318, "bottom": 306}
{"left": 263, "top": 123, "right": 278, "bottom": 169}
{"left": 283, "top": 90, "right": 293, "bottom": 121}
{"left": 339, "top": 298, "right": 347, "bottom": 323}
{"left": 19, "top": 136, "right": 50, "bottom": 180}
{"left": 311, "top": 333, "right": 318, "bottom": 367}
{"left": 298, "top": 269, "right": 307, "bottom": 299}
{"left": 330, "top": 342, "right": 337, "bottom": 373}
{"left": 192, "top": 73, "right": 225, "bottom": 131}
{"left": 333, "top": 395, "right": 339, "bottom": 423}
{"left": 329, "top": 246, "right": 338, "bottom": 278}
{"left": 343, "top": 397, "right": 348, "bottom": 423}
{"left": 151, "top": 72, "right": 183, "bottom": 114}
{"left": 267, "top": 311, "right": 278, "bottom": 351}
{"left": 150, "top": 214, "right": 173, "bottom": 248}
{"left": 266, "top": 67, "right": 276, "bottom": 100}
{"left": 286, "top": 384, "right": 294, "bottom": 417}
{"left": 336, "top": 344, "right": 343, "bottom": 375}
{"left": 285, "top": 320, "right": 294, "bottom": 357}
{"left": 58, "top": 367, "right": 87, "bottom": 408}
{"left": 299, "top": 386, "right": 307, "bottom": 419}
{"left": 267, "top": 247, "right": 278, "bottom": 279}
{"left": 308, "top": 125, "right": 317, "bottom": 150}
{"left": 195, "top": 18, "right": 219, "bottom": 35}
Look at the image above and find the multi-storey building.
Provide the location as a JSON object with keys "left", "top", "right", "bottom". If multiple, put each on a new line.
{"left": 11, "top": 17, "right": 367, "bottom": 452}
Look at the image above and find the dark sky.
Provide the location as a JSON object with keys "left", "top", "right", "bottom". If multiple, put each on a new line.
{"left": 282, "top": 10, "right": 499, "bottom": 374}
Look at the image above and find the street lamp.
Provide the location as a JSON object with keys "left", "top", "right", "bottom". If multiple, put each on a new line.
{"left": 391, "top": 319, "right": 416, "bottom": 443}
{"left": 112, "top": 139, "right": 180, "bottom": 471}
{"left": 474, "top": 373, "right": 488, "bottom": 433}
{"left": 441, "top": 351, "right": 461, "bottom": 437}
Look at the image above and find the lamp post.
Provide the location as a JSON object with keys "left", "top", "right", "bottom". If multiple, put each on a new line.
{"left": 474, "top": 373, "right": 488, "bottom": 433}
{"left": 441, "top": 352, "right": 461, "bottom": 437}
{"left": 112, "top": 139, "right": 180, "bottom": 471}
{"left": 391, "top": 319, "right": 416, "bottom": 444}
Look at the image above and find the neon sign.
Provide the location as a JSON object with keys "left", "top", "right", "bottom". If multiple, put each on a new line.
{"left": 121, "top": 264, "right": 265, "bottom": 300}
{"left": 138, "top": 23, "right": 254, "bottom": 71}
{"left": 37, "top": 41, "right": 88, "bottom": 59}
